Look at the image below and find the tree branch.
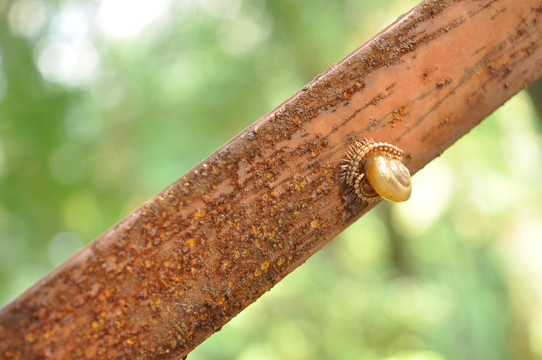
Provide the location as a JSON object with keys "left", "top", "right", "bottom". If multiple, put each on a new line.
{"left": 1, "top": 0, "right": 542, "bottom": 359}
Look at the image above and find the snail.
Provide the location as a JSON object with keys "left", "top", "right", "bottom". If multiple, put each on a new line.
{"left": 341, "top": 139, "right": 412, "bottom": 203}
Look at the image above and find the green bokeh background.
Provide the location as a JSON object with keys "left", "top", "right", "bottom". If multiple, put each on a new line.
{"left": 1, "top": 0, "right": 542, "bottom": 359}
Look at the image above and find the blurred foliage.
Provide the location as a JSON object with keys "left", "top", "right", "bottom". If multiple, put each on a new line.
{"left": 1, "top": 0, "right": 542, "bottom": 359}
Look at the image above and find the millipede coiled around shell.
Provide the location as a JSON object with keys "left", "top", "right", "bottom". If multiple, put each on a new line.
{"left": 341, "top": 138, "right": 412, "bottom": 203}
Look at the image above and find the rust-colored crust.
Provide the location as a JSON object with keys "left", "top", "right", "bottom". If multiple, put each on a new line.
{"left": 2, "top": 0, "right": 542, "bottom": 359}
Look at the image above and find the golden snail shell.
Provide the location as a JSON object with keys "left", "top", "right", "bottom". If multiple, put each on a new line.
{"left": 341, "top": 139, "right": 412, "bottom": 203}
{"left": 364, "top": 152, "right": 412, "bottom": 202}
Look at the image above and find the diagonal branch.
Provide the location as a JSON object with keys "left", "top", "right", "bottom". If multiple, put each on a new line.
{"left": 2, "top": 0, "right": 542, "bottom": 359}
